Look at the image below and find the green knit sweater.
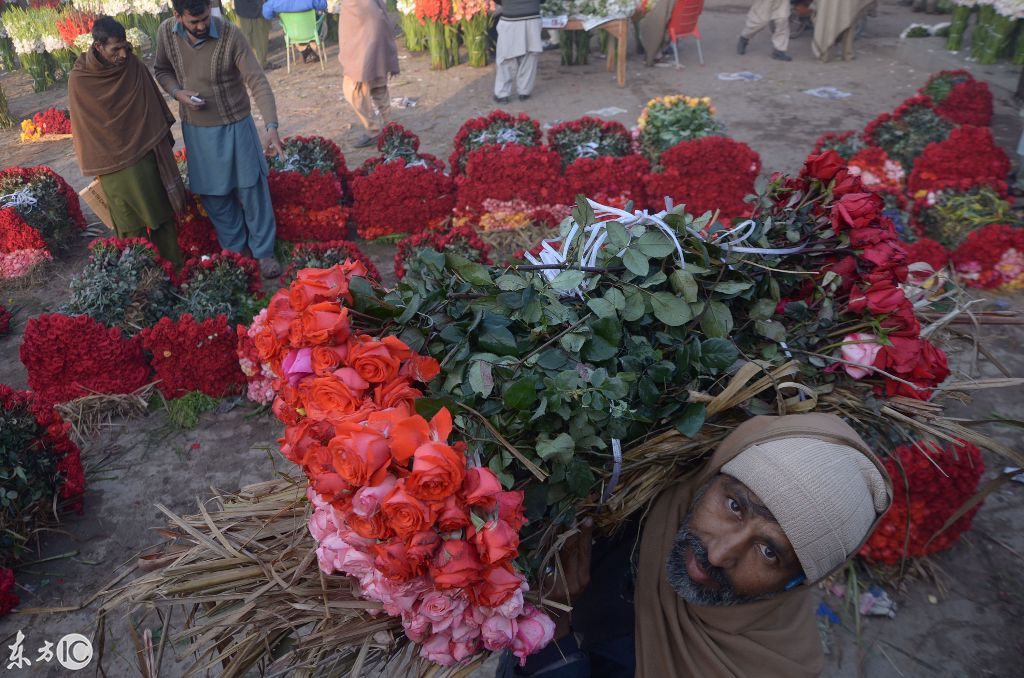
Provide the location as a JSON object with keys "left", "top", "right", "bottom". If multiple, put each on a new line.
{"left": 154, "top": 16, "right": 278, "bottom": 127}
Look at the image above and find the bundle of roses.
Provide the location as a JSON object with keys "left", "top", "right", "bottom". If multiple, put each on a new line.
{"left": 919, "top": 69, "right": 993, "bottom": 127}
{"left": 454, "top": 144, "right": 569, "bottom": 222}
{"left": 547, "top": 116, "right": 633, "bottom": 167}
{"left": 19, "top": 107, "right": 71, "bottom": 141}
{"left": 269, "top": 135, "right": 350, "bottom": 185}
{"left": 906, "top": 125, "right": 1010, "bottom": 197}
{"left": 643, "top": 137, "right": 760, "bottom": 220}
{"left": 860, "top": 439, "right": 983, "bottom": 564}
{"left": 21, "top": 313, "right": 152, "bottom": 406}
{"left": 847, "top": 146, "right": 905, "bottom": 201}
{"left": 564, "top": 154, "right": 649, "bottom": 209}
{"left": 811, "top": 130, "right": 865, "bottom": 161}
{"left": 0, "top": 166, "right": 85, "bottom": 254}
{"left": 250, "top": 263, "right": 554, "bottom": 666}
{"left": 285, "top": 240, "right": 381, "bottom": 282}
{"left": 351, "top": 128, "right": 456, "bottom": 240}
{"left": 268, "top": 169, "right": 344, "bottom": 212}
{"left": 0, "top": 304, "right": 12, "bottom": 336}
{"left": 636, "top": 95, "right": 724, "bottom": 163}
{"left": 449, "top": 111, "right": 542, "bottom": 175}
{"left": 275, "top": 204, "right": 352, "bottom": 242}
{"left": 0, "top": 207, "right": 52, "bottom": 280}
{"left": 862, "top": 96, "right": 953, "bottom": 170}
{"left": 269, "top": 136, "right": 352, "bottom": 242}
{"left": 236, "top": 308, "right": 276, "bottom": 405}
{"left": 174, "top": 250, "right": 262, "bottom": 326}
{"left": 394, "top": 225, "right": 492, "bottom": 280}
{"left": 142, "top": 313, "right": 246, "bottom": 399}
{"left": 910, "top": 181, "right": 1016, "bottom": 248}
{"left": 0, "top": 383, "right": 85, "bottom": 618}
{"left": 175, "top": 193, "right": 221, "bottom": 259}
{"left": 950, "top": 223, "right": 1024, "bottom": 289}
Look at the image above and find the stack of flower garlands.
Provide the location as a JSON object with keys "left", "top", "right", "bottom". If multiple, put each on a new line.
{"left": 19, "top": 107, "right": 72, "bottom": 141}
{"left": 0, "top": 165, "right": 86, "bottom": 280}
{"left": 20, "top": 239, "right": 261, "bottom": 407}
{"left": 350, "top": 123, "right": 456, "bottom": 240}
{"left": 549, "top": 117, "right": 648, "bottom": 209}
{"left": 0, "top": 384, "right": 84, "bottom": 619}
{"left": 267, "top": 136, "right": 352, "bottom": 242}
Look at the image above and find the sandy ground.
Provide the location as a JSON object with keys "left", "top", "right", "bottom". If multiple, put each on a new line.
{"left": 0, "top": 1, "right": 1022, "bottom": 676}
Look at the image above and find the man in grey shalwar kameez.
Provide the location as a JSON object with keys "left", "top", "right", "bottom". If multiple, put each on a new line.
{"left": 493, "top": 0, "right": 542, "bottom": 103}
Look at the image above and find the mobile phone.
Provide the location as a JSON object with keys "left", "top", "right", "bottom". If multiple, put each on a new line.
{"left": 189, "top": 95, "right": 204, "bottom": 104}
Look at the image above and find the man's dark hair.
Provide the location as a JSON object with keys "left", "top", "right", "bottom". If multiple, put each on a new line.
{"left": 171, "top": 0, "right": 211, "bottom": 16}
{"left": 92, "top": 16, "right": 126, "bottom": 44}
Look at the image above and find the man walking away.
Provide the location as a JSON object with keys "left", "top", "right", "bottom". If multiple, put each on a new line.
{"left": 738, "top": 0, "right": 792, "bottom": 61}
{"left": 493, "top": 0, "right": 541, "bottom": 103}
{"left": 236, "top": 0, "right": 274, "bottom": 69}
{"left": 155, "top": 0, "right": 284, "bottom": 278}
{"left": 68, "top": 16, "right": 185, "bottom": 267}
{"left": 338, "top": 0, "right": 399, "bottom": 148}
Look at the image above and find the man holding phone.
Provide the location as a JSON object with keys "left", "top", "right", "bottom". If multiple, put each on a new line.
{"left": 154, "top": 0, "right": 284, "bottom": 278}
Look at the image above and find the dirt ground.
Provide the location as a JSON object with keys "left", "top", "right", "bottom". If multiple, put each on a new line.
{"left": 0, "top": 1, "right": 1022, "bottom": 676}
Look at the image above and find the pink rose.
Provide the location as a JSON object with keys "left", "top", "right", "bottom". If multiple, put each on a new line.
{"left": 839, "top": 332, "right": 882, "bottom": 379}
{"left": 491, "top": 585, "right": 526, "bottom": 619}
{"left": 451, "top": 638, "right": 480, "bottom": 662}
{"left": 420, "top": 631, "right": 456, "bottom": 666}
{"left": 351, "top": 474, "right": 398, "bottom": 517}
{"left": 450, "top": 607, "right": 481, "bottom": 644}
{"left": 512, "top": 604, "right": 556, "bottom": 666}
{"left": 402, "top": 611, "right": 431, "bottom": 643}
{"left": 308, "top": 503, "right": 342, "bottom": 542}
{"left": 282, "top": 347, "right": 313, "bottom": 386}
{"left": 333, "top": 366, "right": 370, "bottom": 394}
{"left": 419, "top": 590, "right": 467, "bottom": 633}
{"left": 481, "top": 613, "right": 517, "bottom": 651}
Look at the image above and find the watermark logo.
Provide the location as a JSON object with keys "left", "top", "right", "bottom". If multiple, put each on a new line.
{"left": 56, "top": 634, "right": 93, "bottom": 670}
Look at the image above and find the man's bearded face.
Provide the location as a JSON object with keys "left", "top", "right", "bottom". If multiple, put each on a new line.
{"left": 667, "top": 475, "right": 804, "bottom": 606}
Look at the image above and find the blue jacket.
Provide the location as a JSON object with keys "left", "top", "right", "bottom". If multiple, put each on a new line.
{"left": 262, "top": 0, "right": 327, "bottom": 21}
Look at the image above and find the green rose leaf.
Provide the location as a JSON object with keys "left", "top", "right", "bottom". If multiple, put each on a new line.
{"left": 675, "top": 402, "right": 706, "bottom": 438}
{"left": 496, "top": 274, "right": 529, "bottom": 291}
{"left": 605, "top": 221, "right": 630, "bottom": 252}
{"left": 700, "top": 338, "right": 738, "bottom": 369}
{"left": 604, "top": 287, "right": 626, "bottom": 310}
{"left": 622, "top": 288, "right": 646, "bottom": 322}
{"left": 713, "top": 280, "right": 753, "bottom": 296}
{"left": 551, "top": 269, "right": 586, "bottom": 291}
{"left": 755, "top": 319, "right": 787, "bottom": 342}
{"left": 750, "top": 297, "right": 777, "bottom": 321}
{"left": 504, "top": 376, "right": 539, "bottom": 410}
{"left": 700, "top": 300, "right": 733, "bottom": 338}
{"left": 536, "top": 432, "right": 575, "bottom": 464}
{"left": 634, "top": 230, "right": 677, "bottom": 258}
{"left": 566, "top": 458, "right": 596, "bottom": 496}
{"left": 622, "top": 249, "right": 650, "bottom": 277}
{"left": 467, "top": 360, "right": 494, "bottom": 397}
{"left": 586, "top": 297, "right": 617, "bottom": 319}
{"left": 670, "top": 269, "right": 699, "bottom": 303}
{"left": 650, "top": 292, "right": 692, "bottom": 327}
{"left": 446, "top": 253, "right": 493, "bottom": 287}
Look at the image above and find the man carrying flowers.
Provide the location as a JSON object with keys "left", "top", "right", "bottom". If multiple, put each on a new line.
{"left": 511, "top": 414, "right": 891, "bottom": 678}
{"left": 155, "top": 0, "right": 284, "bottom": 278}
{"left": 68, "top": 16, "right": 185, "bottom": 267}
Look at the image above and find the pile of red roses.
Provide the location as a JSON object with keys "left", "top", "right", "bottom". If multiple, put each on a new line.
{"left": 906, "top": 125, "right": 1010, "bottom": 197}
{"left": 0, "top": 207, "right": 47, "bottom": 252}
{"left": 394, "top": 225, "right": 492, "bottom": 280}
{"left": 286, "top": 239, "right": 381, "bottom": 282}
{"left": 547, "top": 116, "right": 633, "bottom": 166}
{"left": 919, "top": 69, "right": 993, "bottom": 128}
{"left": 847, "top": 146, "right": 905, "bottom": 201}
{"left": 142, "top": 314, "right": 246, "bottom": 398}
{"left": 450, "top": 111, "right": 542, "bottom": 174}
{"left": 455, "top": 144, "right": 569, "bottom": 221}
{"left": 0, "top": 166, "right": 86, "bottom": 253}
{"left": 275, "top": 204, "right": 352, "bottom": 242}
{"left": 643, "top": 136, "right": 761, "bottom": 220}
{"left": 564, "top": 155, "right": 649, "bottom": 208}
{"left": 903, "top": 237, "right": 949, "bottom": 277}
{"left": 177, "top": 249, "right": 262, "bottom": 296}
{"left": 269, "top": 170, "right": 344, "bottom": 212}
{"left": 950, "top": 223, "right": 1024, "bottom": 290}
{"left": 268, "top": 136, "right": 352, "bottom": 243}
{"left": 860, "top": 439, "right": 983, "bottom": 564}
{"left": 21, "top": 313, "right": 152, "bottom": 407}
{"left": 175, "top": 193, "right": 221, "bottom": 259}
{"left": 27, "top": 108, "right": 72, "bottom": 135}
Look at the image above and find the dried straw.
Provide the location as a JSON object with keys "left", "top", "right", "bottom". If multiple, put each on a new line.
{"left": 55, "top": 383, "right": 156, "bottom": 446}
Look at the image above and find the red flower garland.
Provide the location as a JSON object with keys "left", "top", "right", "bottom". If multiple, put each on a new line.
{"left": 177, "top": 249, "right": 262, "bottom": 295}
{"left": 351, "top": 159, "right": 456, "bottom": 240}
{"left": 141, "top": 313, "right": 246, "bottom": 398}
{"left": 0, "top": 207, "right": 47, "bottom": 252}
{"left": 564, "top": 155, "right": 649, "bottom": 208}
{"left": 450, "top": 111, "right": 543, "bottom": 174}
{"left": 0, "top": 166, "right": 86, "bottom": 231}
{"left": 274, "top": 205, "right": 352, "bottom": 242}
{"left": 860, "top": 439, "right": 983, "bottom": 564}
{"left": 269, "top": 169, "right": 344, "bottom": 212}
{"left": 643, "top": 136, "right": 761, "bottom": 220}
{"left": 920, "top": 70, "right": 993, "bottom": 127}
{"left": 906, "top": 126, "right": 1010, "bottom": 197}
{"left": 546, "top": 116, "right": 633, "bottom": 166}
{"left": 176, "top": 193, "right": 221, "bottom": 259}
{"left": 454, "top": 145, "right": 568, "bottom": 219}
{"left": 394, "top": 225, "right": 492, "bottom": 279}
{"left": 21, "top": 313, "right": 152, "bottom": 406}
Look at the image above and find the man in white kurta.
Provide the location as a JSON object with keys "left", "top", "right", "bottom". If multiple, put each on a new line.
{"left": 493, "top": 0, "right": 542, "bottom": 103}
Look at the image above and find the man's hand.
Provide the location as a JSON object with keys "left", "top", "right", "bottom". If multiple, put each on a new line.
{"left": 543, "top": 517, "right": 594, "bottom": 640}
{"left": 174, "top": 90, "right": 206, "bottom": 111}
{"left": 264, "top": 128, "right": 283, "bottom": 157}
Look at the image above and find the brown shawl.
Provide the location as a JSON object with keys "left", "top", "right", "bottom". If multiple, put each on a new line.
{"left": 68, "top": 49, "right": 186, "bottom": 214}
{"left": 338, "top": 0, "right": 400, "bottom": 83}
{"left": 635, "top": 413, "right": 891, "bottom": 678}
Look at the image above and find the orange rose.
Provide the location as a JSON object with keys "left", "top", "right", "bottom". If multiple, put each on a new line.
{"left": 381, "top": 480, "right": 436, "bottom": 538}
{"left": 304, "top": 375, "right": 364, "bottom": 421}
{"left": 273, "top": 392, "right": 302, "bottom": 427}
{"left": 373, "top": 538, "right": 424, "bottom": 582}
{"left": 311, "top": 345, "right": 348, "bottom": 376}
{"left": 329, "top": 423, "right": 392, "bottom": 487}
{"left": 406, "top": 530, "right": 441, "bottom": 563}
{"left": 437, "top": 494, "right": 471, "bottom": 532}
{"left": 407, "top": 442, "right": 466, "bottom": 502}
{"left": 401, "top": 354, "right": 442, "bottom": 383}
{"left": 304, "top": 446, "right": 353, "bottom": 509}
{"left": 430, "top": 539, "right": 484, "bottom": 589}
{"left": 347, "top": 511, "right": 393, "bottom": 541}
{"left": 301, "top": 302, "right": 351, "bottom": 346}
{"left": 291, "top": 266, "right": 360, "bottom": 310}
{"left": 473, "top": 518, "right": 519, "bottom": 565}
{"left": 254, "top": 326, "right": 283, "bottom": 365}
{"left": 266, "top": 291, "right": 298, "bottom": 340}
{"left": 380, "top": 336, "right": 413, "bottom": 361}
{"left": 496, "top": 491, "right": 527, "bottom": 531}
{"left": 373, "top": 378, "right": 423, "bottom": 414}
{"left": 390, "top": 408, "right": 454, "bottom": 463}
{"left": 471, "top": 564, "right": 523, "bottom": 607}
{"left": 349, "top": 336, "right": 402, "bottom": 384}
{"left": 463, "top": 467, "right": 502, "bottom": 509}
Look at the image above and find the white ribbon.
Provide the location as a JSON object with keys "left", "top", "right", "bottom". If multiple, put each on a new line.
{"left": 0, "top": 188, "right": 37, "bottom": 211}
{"left": 573, "top": 141, "right": 601, "bottom": 159}
{"left": 600, "top": 438, "right": 623, "bottom": 504}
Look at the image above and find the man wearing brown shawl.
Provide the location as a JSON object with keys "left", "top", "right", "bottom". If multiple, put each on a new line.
{"left": 510, "top": 413, "right": 892, "bottom": 678}
{"left": 338, "top": 0, "right": 399, "bottom": 148}
{"left": 68, "top": 16, "right": 185, "bottom": 267}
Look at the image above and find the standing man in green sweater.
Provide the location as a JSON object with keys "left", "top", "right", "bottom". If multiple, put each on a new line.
{"left": 155, "top": 0, "right": 284, "bottom": 278}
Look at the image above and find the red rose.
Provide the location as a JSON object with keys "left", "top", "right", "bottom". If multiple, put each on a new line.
{"left": 495, "top": 491, "right": 527, "bottom": 531}
{"left": 830, "top": 168, "right": 864, "bottom": 198}
{"left": 473, "top": 518, "right": 520, "bottom": 565}
{"left": 861, "top": 240, "right": 908, "bottom": 272}
{"left": 407, "top": 442, "right": 466, "bottom": 502}
{"left": 848, "top": 280, "right": 907, "bottom": 315}
{"left": 381, "top": 480, "right": 436, "bottom": 538}
{"left": 300, "top": 302, "right": 350, "bottom": 346}
{"left": 431, "top": 539, "right": 484, "bottom": 589}
{"left": 406, "top": 530, "right": 442, "bottom": 563}
{"left": 874, "top": 337, "right": 950, "bottom": 400}
{"left": 462, "top": 467, "right": 503, "bottom": 509}
{"left": 437, "top": 494, "right": 471, "bottom": 532}
{"left": 879, "top": 300, "right": 921, "bottom": 337}
{"left": 471, "top": 564, "right": 523, "bottom": 607}
{"left": 373, "top": 538, "right": 425, "bottom": 582}
{"left": 831, "top": 192, "right": 883, "bottom": 231}
{"left": 802, "top": 150, "right": 844, "bottom": 182}
{"left": 822, "top": 255, "right": 860, "bottom": 294}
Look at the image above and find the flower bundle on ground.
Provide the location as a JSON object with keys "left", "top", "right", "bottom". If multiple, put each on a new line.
{"left": 175, "top": 193, "right": 221, "bottom": 258}
{"left": 563, "top": 154, "right": 650, "bottom": 208}
{"left": 911, "top": 182, "right": 1017, "bottom": 248}
{"left": 906, "top": 125, "right": 1010, "bottom": 197}
{"left": 142, "top": 313, "right": 246, "bottom": 399}
{"left": 455, "top": 144, "right": 569, "bottom": 222}
{"left": 637, "top": 95, "right": 724, "bottom": 162}
{"left": 0, "top": 384, "right": 84, "bottom": 617}
{"left": 862, "top": 96, "right": 953, "bottom": 170}
{"left": 919, "top": 69, "right": 994, "bottom": 127}
{"left": 812, "top": 130, "right": 865, "bottom": 160}
{"left": 859, "top": 440, "right": 983, "bottom": 564}
{"left": 848, "top": 146, "right": 905, "bottom": 200}
{"left": 0, "top": 165, "right": 85, "bottom": 255}
{"left": 643, "top": 136, "right": 760, "bottom": 220}
{"left": 236, "top": 308, "right": 276, "bottom": 404}
{"left": 0, "top": 207, "right": 52, "bottom": 280}
{"left": 19, "top": 107, "right": 71, "bottom": 141}
{"left": 268, "top": 136, "right": 352, "bottom": 242}
{"left": 174, "top": 250, "right": 262, "bottom": 326}
{"left": 394, "top": 225, "right": 492, "bottom": 280}
{"left": 547, "top": 116, "right": 633, "bottom": 167}
{"left": 252, "top": 263, "right": 553, "bottom": 666}
{"left": 450, "top": 111, "right": 542, "bottom": 174}
{"left": 351, "top": 124, "right": 456, "bottom": 240}
{"left": 950, "top": 223, "right": 1024, "bottom": 289}
{"left": 286, "top": 239, "right": 381, "bottom": 281}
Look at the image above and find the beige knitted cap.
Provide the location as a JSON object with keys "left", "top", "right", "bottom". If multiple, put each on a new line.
{"left": 721, "top": 437, "right": 891, "bottom": 583}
